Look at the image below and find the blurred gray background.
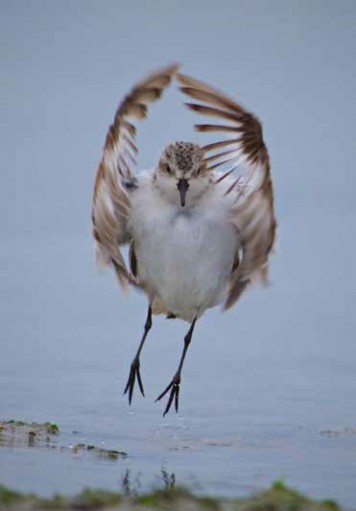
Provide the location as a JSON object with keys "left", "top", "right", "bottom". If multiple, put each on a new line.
{"left": 1, "top": 0, "right": 356, "bottom": 506}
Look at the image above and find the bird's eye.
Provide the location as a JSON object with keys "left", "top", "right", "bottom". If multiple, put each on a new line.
{"left": 165, "top": 164, "right": 172, "bottom": 174}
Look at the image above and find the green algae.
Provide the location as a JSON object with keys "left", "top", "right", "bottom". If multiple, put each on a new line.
{"left": 43, "top": 423, "right": 60, "bottom": 435}
{"left": 72, "top": 443, "right": 127, "bottom": 460}
{"left": 0, "top": 420, "right": 126, "bottom": 461}
{"left": 1, "top": 420, "right": 60, "bottom": 436}
{"left": 0, "top": 420, "right": 60, "bottom": 450}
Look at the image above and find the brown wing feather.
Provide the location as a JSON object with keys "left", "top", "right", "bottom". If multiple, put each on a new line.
{"left": 177, "top": 72, "right": 276, "bottom": 309}
{"left": 92, "top": 64, "right": 179, "bottom": 289}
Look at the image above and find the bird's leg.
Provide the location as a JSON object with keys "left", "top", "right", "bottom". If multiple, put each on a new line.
{"left": 156, "top": 317, "right": 197, "bottom": 416}
{"left": 124, "top": 306, "right": 152, "bottom": 404}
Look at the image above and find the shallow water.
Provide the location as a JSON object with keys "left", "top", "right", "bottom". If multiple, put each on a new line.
{"left": 1, "top": 222, "right": 356, "bottom": 507}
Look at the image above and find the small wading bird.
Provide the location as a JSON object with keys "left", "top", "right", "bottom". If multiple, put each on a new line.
{"left": 92, "top": 65, "right": 276, "bottom": 416}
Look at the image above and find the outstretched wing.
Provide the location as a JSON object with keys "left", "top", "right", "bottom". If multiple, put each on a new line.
{"left": 177, "top": 73, "right": 277, "bottom": 309}
{"left": 92, "top": 64, "right": 179, "bottom": 289}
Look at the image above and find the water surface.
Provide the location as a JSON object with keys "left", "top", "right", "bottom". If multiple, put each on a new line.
{"left": 0, "top": 223, "right": 356, "bottom": 507}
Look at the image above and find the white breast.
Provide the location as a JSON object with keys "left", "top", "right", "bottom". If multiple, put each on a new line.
{"left": 129, "top": 172, "right": 238, "bottom": 321}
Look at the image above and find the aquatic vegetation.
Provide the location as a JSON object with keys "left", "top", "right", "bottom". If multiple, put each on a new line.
{"left": 0, "top": 482, "right": 341, "bottom": 510}
{"left": 0, "top": 420, "right": 126, "bottom": 461}
{"left": 0, "top": 420, "right": 60, "bottom": 435}
{"left": 71, "top": 443, "right": 127, "bottom": 460}
{"left": 246, "top": 480, "right": 340, "bottom": 511}
{"left": 0, "top": 485, "right": 23, "bottom": 506}
{"left": 69, "top": 488, "right": 122, "bottom": 508}
{"left": 0, "top": 420, "right": 60, "bottom": 449}
{"left": 44, "top": 423, "right": 60, "bottom": 435}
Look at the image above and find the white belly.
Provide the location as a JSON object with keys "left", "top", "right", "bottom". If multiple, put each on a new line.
{"left": 130, "top": 184, "right": 237, "bottom": 321}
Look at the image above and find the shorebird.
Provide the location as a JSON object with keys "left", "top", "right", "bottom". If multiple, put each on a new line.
{"left": 92, "top": 64, "right": 276, "bottom": 416}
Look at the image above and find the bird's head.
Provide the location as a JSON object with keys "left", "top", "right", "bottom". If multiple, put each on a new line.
{"left": 155, "top": 141, "right": 209, "bottom": 207}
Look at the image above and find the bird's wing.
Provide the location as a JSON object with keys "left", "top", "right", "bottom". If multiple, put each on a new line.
{"left": 177, "top": 73, "right": 276, "bottom": 309}
{"left": 92, "top": 64, "right": 179, "bottom": 290}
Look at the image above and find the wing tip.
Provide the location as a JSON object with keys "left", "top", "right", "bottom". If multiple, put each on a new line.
{"left": 176, "top": 71, "right": 196, "bottom": 85}
{"left": 152, "top": 62, "right": 181, "bottom": 79}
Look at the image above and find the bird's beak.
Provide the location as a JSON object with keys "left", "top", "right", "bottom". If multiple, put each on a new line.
{"left": 177, "top": 179, "right": 189, "bottom": 207}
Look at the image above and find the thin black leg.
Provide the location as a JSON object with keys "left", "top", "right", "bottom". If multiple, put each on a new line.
{"left": 156, "top": 317, "right": 197, "bottom": 416}
{"left": 124, "top": 306, "right": 152, "bottom": 404}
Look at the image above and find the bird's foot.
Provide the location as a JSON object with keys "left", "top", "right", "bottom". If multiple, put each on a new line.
{"left": 124, "top": 358, "right": 145, "bottom": 404}
{"left": 155, "top": 376, "right": 180, "bottom": 416}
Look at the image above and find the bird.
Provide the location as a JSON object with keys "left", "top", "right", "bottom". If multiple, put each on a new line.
{"left": 92, "top": 64, "right": 276, "bottom": 416}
